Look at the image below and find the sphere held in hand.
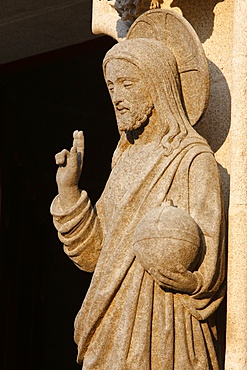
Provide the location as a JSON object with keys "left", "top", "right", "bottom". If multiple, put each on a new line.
{"left": 133, "top": 201, "right": 201, "bottom": 273}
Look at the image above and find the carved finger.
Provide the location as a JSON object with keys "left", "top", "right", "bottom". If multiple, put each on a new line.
{"left": 73, "top": 130, "right": 79, "bottom": 142}
{"left": 55, "top": 149, "right": 69, "bottom": 165}
{"left": 154, "top": 267, "right": 178, "bottom": 281}
{"left": 72, "top": 130, "right": 78, "bottom": 149}
{"left": 69, "top": 146, "right": 79, "bottom": 167}
{"left": 149, "top": 267, "right": 166, "bottom": 283}
{"left": 149, "top": 267, "right": 182, "bottom": 285}
{"left": 149, "top": 268, "right": 175, "bottom": 289}
{"left": 73, "top": 130, "right": 84, "bottom": 155}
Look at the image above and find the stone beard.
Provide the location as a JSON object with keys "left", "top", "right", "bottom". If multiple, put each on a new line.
{"left": 51, "top": 38, "right": 225, "bottom": 369}
{"left": 115, "top": 96, "right": 153, "bottom": 132}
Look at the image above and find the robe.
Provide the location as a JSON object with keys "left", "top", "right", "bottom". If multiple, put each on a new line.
{"left": 51, "top": 134, "right": 225, "bottom": 369}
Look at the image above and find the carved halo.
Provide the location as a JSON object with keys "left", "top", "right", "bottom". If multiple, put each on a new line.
{"left": 126, "top": 9, "right": 209, "bottom": 125}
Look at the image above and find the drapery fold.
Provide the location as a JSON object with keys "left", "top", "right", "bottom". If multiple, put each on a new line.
{"left": 51, "top": 135, "right": 225, "bottom": 369}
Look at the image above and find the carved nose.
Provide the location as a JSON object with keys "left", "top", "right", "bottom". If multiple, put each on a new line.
{"left": 112, "top": 85, "right": 123, "bottom": 106}
{"left": 112, "top": 93, "right": 122, "bottom": 107}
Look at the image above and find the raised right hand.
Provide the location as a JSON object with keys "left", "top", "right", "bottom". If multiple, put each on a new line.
{"left": 55, "top": 130, "right": 84, "bottom": 208}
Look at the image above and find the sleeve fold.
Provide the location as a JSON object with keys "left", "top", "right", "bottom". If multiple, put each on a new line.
{"left": 50, "top": 190, "right": 103, "bottom": 272}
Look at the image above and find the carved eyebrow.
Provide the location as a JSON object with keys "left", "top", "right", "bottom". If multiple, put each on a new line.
{"left": 106, "top": 77, "right": 139, "bottom": 86}
{"left": 117, "top": 77, "right": 139, "bottom": 82}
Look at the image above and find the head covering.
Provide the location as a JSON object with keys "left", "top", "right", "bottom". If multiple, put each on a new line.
{"left": 126, "top": 10, "right": 210, "bottom": 125}
{"left": 103, "top": 38, "right": 198, "bottom": 155}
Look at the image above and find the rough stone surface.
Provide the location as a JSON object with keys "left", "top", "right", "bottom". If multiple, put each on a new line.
{"left": 133, "top": 201, "right": 201, "bottom": 273}
{"left": 91, "top": 0, "right": 176, "bottom": 40}
{"left": 225, "top": 1, "right": 247, "bottom": 369}
{"left": 92, "top": 0, "right": 131, "bottom": 41}
{"left": 51, "top": 11, "right": 225, "bottom": 369}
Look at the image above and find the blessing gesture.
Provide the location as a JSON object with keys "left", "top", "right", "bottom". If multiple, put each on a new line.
{"left": 55, "top": 130, "right": 84, "bottom": 209}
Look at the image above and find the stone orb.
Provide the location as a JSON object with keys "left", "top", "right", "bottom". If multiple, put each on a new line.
{"left": 133, "top": 201, "right": 201, "bottom": 273}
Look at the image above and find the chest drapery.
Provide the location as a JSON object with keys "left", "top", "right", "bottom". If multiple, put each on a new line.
{"left": 69, "top": 138, "right": 225, "bottom": 369}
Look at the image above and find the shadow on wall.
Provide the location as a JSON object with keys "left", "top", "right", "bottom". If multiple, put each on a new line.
{"left": 171, "top": 0, "right": 224, "bottom": 43}
{"left": 196, "top": 58, "right": 230, "bottom": 370}
{"left": 196, "top": 60, "right": 231, "bottom": 153}
{"left": 195, "top": 60, "right": 231, "bottom": 215}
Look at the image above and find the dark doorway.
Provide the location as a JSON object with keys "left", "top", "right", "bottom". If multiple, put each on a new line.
{"left": 1, "top": 36, "right": 118, "bottom": 370}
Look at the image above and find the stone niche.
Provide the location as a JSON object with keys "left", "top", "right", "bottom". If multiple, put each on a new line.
{"left": 53, "top": 0, "right": 247, "bottom": 368}
{"left": 92, "top": 1, "right": 247, "bottom": 368}
{"left": 92, "top": 1, "right": 234, "bottom": 366}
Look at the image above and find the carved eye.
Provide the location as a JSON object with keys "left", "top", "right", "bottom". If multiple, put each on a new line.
{"left": 123, "top": 81, "right": 134, "bottom": 88}
{"left": 107, "top": 83, "right": 114, "bottom": 93}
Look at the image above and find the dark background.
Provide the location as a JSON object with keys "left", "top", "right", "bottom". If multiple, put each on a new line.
{"left": 0, "top": 26, "right": 227, "bottom": 368}
{"left": 1, "top": 36, "right": 118, "bottom": 370}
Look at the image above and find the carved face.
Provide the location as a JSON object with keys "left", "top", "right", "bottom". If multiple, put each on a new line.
{"left": 105, "top": 59, "right": 153, "bottom": 132}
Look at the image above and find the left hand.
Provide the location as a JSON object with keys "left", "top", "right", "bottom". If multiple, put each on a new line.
{"left": 149, "top": 265, "right": 198, "bottom": 294}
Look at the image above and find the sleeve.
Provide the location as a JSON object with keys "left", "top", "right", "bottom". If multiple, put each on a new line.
{"left": 179, "top": 152, "right": 226, "bottom": 320}
{"left": 50, "top": 190, "right": 103, "bottom": 272}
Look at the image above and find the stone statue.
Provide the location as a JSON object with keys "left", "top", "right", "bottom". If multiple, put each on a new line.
{"left": 51, "top": 10, "right": 225, "bottom": 370}
{"left": 92, "top": 0, "right": 174, "bottom": 40}
{"left": 114, "top": 0, "right": 161, "bottom": 22}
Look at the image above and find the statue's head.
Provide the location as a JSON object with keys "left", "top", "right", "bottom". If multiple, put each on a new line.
{"left": 104, "top": 56, "right": 154, "bottom": 133}
{"left": 103, "top": 38, "right": 192, "bottom": 154}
